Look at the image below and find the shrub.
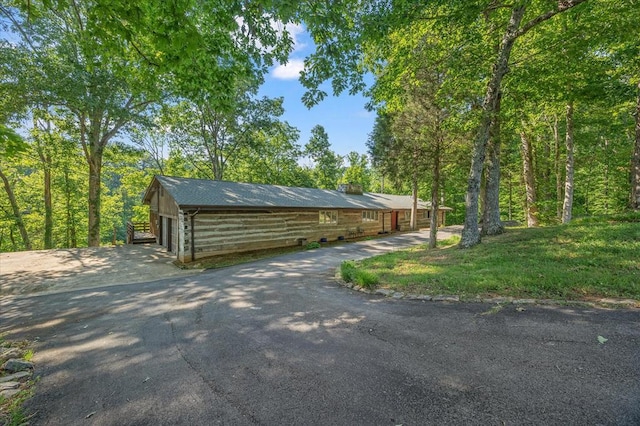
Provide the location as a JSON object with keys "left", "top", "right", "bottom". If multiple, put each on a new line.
{"left": 340, "top": 261, "right": 379, "bottom": 288}
{"left": 340, "top": 261, "right": 357, "bottom": 282}
{"left": 305, "top": 241, "right": 321, "bottom": 250}
{"left": 354, "top": 270, "right": 379, "bottom": 288}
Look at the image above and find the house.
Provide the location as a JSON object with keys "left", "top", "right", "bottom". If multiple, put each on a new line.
{"left": 141, "top": 176, "right": 451, "bottom": 262}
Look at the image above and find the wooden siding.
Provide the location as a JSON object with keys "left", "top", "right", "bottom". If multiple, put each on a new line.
{"left": 181, "top": 209, "right": 392, "bottom": 261}
{"left": 396, "top": 209, "right": 447, "bottom": 231}
{"left": 157, "top": 185, "right": 179, "bottom": 218}
{"left": 148, "top": 181, "right": 180, "bottom": 253}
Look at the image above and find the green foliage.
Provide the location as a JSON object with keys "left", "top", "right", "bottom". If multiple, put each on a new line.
{"left": 304, "top": 125, "right": 343, "bottom": 190}
{"left": 305, "top": 241, "right": 321, "bottom": 250}
{"left": 165, "top": 90, "right": 297, "bottom": 181}
{"left": 353, "top": 269, "right": 379, "bottom": 288}
{"left": 340, "top": 260, "right": 357, "bottom": 282}
{"left": 355, "top": 220, "right": 640, "bottom": 300}
{"left": 0, "top": 126, "right": 27, "bottom": 158}
{"left": 340, "top": 260, "right": 379, "bottom": 288}
{"left": 1, "top": 0, "right": 638, "bottom": 253}
{"left": 340, "top": 151, "right": 371, "bottom": 190}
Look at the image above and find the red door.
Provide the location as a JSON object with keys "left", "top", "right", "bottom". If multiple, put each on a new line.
{"left": 391, "top": 211, "right": 398, "bottom": 231}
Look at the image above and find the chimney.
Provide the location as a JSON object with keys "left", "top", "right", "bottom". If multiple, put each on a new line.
{"left": 337, "top": 183, "right": 363, "bottom": 195}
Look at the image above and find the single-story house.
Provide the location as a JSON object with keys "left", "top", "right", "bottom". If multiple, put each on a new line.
{"left": 142, "top": 176, "right": 452, "bottom": 262}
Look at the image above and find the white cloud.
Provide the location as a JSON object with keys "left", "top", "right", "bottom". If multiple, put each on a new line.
{"left": 280, "top": 22, "right": 306, "bottom": 52}
{"left": 272, "top": 59, "right": 305, "bottom": 80}
{"left": 235, "top": 17, "right": 307, "bottom": 54}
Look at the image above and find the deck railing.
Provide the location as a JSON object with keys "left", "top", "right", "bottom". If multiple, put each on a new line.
{"left": 127, "top": 221, "right": 152, "bottom": 244}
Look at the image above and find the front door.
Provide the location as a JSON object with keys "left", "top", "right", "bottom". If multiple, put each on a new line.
{"left": 391, "top": 211, "right": 398, "bottom": 231}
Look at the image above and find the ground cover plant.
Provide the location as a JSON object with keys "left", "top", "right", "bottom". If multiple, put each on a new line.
{"left": 0, "top": 338, "right": 36, "bottom": 426}
{"left": 344, "top": 216, "right": 640, "bottom": 302}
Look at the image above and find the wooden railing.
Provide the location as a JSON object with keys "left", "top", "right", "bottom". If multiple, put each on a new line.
{"left": 127, "top": 221, "right": 152, "bottom": 244}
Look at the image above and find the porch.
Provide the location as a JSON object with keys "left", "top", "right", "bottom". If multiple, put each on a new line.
{"left": 126, "top": 221, "right": 156, "bottom": 244}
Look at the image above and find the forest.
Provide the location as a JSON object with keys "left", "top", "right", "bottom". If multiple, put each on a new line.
{"left": 0, "top": 0, "right": 638, "bottom": 252}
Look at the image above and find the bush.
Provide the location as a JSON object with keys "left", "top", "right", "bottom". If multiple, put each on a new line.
{"left": 340, "top": 261, "right": 378, "bottom": 288}
{"left": 353, "top": 270, "right": 379, "bottom": 288}
{"left": 340, "top": 261, "right": 357, "bottom": 282}
{"left": 305, "top": 241, "right": 321, "bottom": 250}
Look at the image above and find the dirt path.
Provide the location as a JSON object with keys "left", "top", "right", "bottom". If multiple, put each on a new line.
{"left": 0, "top": 244, "right": 199, "bottom": 296}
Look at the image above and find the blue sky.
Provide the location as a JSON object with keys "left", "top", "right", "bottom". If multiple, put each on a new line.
{"left": 257, "top": 24, "right": 375, "bottom": 160}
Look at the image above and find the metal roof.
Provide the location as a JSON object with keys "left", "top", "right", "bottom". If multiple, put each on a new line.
{"left": 144, "top": 176, "right": 448, "bottom": 211}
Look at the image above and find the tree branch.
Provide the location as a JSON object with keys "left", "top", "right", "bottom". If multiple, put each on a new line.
{"left": 512, "top": 0, "right": 588, "bottom": 39}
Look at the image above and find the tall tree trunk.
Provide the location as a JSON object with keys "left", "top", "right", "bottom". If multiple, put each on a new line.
{"left": 81, "top": 113, "right": 111, "bottom": 248}
{"left": 429, "top": 136, "right": 441, "bottom": 249}
{"left": 64, "top": 168, "right": 78, "bottom": 248}
{"left": 521, "top": 129, "right": 538, "bottom": 227}
{"left": 43, "top": 164, "right": 53, "bottom": 248}
{"left": 35, "top": 109, "right": 54, "bottom": 249}
{"left": 410, "top": 171, "right": 418, "bottom": 231}
{"left": 631, "top": 80, "right": 640, "bottom": 210}
{"left": 460, "top": 1, "right": 586, "bottom": 246}
{"left": 87, "top": 153, "right": 102, "bottom": 246}
{"left": 482, "top": 92, "right": 504, "bottom": 236}
{"left": 460, "top": 5, "right": 526, "bottom": 248}
{"left": 9, "top": 227, "right": 17, "bottom": 251}
{"left": 36, "top": 145, "right": 53, "bottom": 249}
{"left": 79, "top": 99, "right": 140, "bottom": 247}
{"left": 603, "top": 138, "right": 610, "bottom": 214}
{"left": 552, "top": 115, "right": 563, "bottom": 221}
{"left": 562, "top": 101, "right": 575, "bottom": 223}
{"left": 0, "top": 165, "right": 31, "bottom": 250}
{"left": 508, "top": 169, "right": 513, "bottom": 221}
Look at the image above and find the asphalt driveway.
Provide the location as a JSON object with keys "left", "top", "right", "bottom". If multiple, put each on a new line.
{"left": 0, "top": 244, "right": 198, "bottom": 296}
{"left": 1, "top": 229, "right": 639, "bottom": 425}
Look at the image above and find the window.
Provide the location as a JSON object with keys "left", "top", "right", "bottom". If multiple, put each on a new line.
{"left": 362, "top": 211, "right": 379, "bottom": 222}
{"left": 424, "top": 210, "right": 431, "bottom": 219}
{"left": 319, "top": 210, "right": 338, "bottom": 224}
{"left": 404, "top": 211, "right": 411, "bottom": 220}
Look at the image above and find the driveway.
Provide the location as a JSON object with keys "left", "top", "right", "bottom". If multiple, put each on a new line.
{"left": 1, "top": 228, "right": 639, "bottom": 425}
{"left": 0, "top": 244, "right": 199, "bottom": 296}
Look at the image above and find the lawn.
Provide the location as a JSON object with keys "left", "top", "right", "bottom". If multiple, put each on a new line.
{"left": 342, "top": 216, "right": 640, "bottom": 301}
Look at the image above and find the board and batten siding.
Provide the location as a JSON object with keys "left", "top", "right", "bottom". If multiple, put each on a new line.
{"left": 179, "top": 209, "right": 391, "bottom": 262}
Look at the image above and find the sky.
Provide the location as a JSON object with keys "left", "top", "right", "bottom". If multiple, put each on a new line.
{"left": 257, "top": 23, "right": 376, "bottom": 160}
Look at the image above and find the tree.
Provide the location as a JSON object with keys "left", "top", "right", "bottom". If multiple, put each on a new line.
{"left": 304, "top": 125, "right": 343, "bottom": 190}
{"left": 0, "top": 125, "right": 31, "bottom": 249}
{"left": 226, "top": 121, "right": 308, "bottom": 187}
{"left": 367, "top": 112, "right": 404, "bottom": 193}
{"left": 7, "top": 0, "right": 307, "bottom": 246}
{"left": 298, "top": 0, "right": 589, "bottom": 247}
{"left": 167, "top": 90, "right": 291, "bottom": 181}
{"left": 341, "top": 152, "right": 372, "bottom": 191}
{"left": 633, "top": 81, "right": 640, "bottom": 210}
{"left": 2, "top": 5, "right": 154, "bottom": 246}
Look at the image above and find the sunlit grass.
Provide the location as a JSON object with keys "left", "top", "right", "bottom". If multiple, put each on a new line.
{"left": 348, "top": 218, "right": 640, "bottom": 301}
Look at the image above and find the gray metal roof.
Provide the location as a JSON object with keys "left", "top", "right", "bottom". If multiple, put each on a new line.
{"left": 145, "top": 176, "right": 446, "bottom": 211}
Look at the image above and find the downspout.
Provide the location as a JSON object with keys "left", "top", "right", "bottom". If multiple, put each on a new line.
{"left": 190, "top": 209, "right": 200, "bottom": 262}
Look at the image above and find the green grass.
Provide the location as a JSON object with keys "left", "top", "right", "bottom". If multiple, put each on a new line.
{"left": 345, "top": 218, "right": 640, "bottom": 302}
{"left": 341, "top": 261, "right": 379, "bottom": 288}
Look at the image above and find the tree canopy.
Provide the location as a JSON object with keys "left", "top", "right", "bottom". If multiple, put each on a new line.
{"left": 1, "top": 0, "right": 638, "bottom": 252}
